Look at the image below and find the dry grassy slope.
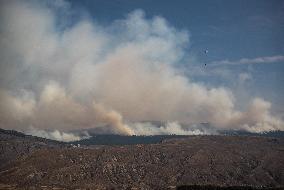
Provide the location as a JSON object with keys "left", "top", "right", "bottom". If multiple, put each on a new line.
{"left": 0, "top": 135, "right": 283, "bottom": 189}
{"left": 0, "top": 129, "right": 68, "bottom": 169}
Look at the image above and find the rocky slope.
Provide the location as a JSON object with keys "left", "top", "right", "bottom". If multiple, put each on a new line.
{"left": 0, "top": 129, "right": 283, "bottom": 189}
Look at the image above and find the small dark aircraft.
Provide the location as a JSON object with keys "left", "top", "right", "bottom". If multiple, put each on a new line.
{"left": 204, "top": 50, "right": 208, "bottom": 66}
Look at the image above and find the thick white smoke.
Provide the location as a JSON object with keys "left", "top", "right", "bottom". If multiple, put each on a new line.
{"left": 0, "top": 0, "right": 283, "bottom": 137}
{"left": 25, "top": 126, "right": 90, "bottom": 142}
{"left": 131, "top": 122, "right": 208, "bottom": 136}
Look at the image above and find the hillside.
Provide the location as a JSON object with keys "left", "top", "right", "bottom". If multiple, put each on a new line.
{"left": 0, "top": 129, "right": 283, "bottom": 189}
{"left": 0, "top": 128, "right": 68, "bottom": 169}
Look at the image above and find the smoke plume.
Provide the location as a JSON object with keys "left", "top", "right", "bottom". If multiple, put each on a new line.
{"left": 0, "top": 0, "right": 283, "bottom": 137}
{"left": 25, "top": 126, "right": 90, "bottom": 142}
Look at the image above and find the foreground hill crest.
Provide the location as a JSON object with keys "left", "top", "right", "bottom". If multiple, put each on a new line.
{"left": 0, "top": 128, "right": 283, "bottom": 189}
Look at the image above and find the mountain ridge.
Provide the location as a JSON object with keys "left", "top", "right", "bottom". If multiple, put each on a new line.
{"left": 0, "top": 128, "right": 283, "bottom": 189}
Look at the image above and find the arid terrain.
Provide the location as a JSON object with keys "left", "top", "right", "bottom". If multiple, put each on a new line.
{"left": 0, "top": 129, "right": 283, "bottom": 189}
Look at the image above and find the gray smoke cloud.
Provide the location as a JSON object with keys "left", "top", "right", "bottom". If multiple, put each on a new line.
{"left": 211, "top": 55, "right": 284, "bottom": 66}
{"left": 0, "top": 0, "right": 283, "bottom": 137}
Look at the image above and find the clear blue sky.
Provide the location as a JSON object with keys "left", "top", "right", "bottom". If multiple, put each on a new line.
{"left": 68, "top": 0, "right": 284, "bottom": 115}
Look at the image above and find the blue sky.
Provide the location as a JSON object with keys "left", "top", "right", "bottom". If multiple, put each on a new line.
{"left": 68, "top": 0, "right": 284, "bottom": 57}
{"left": 0, "top": 0, "right": 283, "bottom": 135}
{"left": 68, "top": 0, "right": 284, "bottom": 114}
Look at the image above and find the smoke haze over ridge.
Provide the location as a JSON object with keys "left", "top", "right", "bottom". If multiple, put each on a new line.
{"left": 0, "top": 0, "right": 283, "bottom": 138}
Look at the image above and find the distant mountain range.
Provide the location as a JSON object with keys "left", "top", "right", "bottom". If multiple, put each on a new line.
{"left": 71, "top": 130, "right": 284, "bottom": 146}
{"left": 70, "top": 121, "right": 284, "bottom": 145}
